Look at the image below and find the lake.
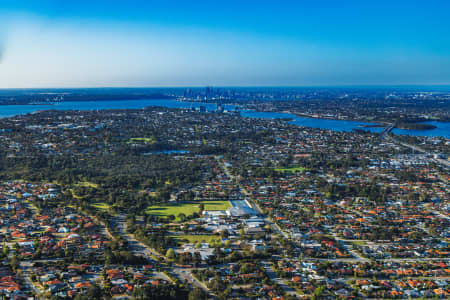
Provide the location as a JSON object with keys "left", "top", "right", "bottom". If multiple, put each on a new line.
{"left": 0, "top": 99, "right": 448, "bottom": 138}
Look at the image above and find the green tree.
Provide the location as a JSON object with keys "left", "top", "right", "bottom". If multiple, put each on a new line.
{"left": 189, "top": 288, "right": 208, "bottom": 300}
{"left": 10, "top": 255, "right": 19, "bottom": 272}
{"left": 177, "top": 213, "right": 186, "bottom": 222}
{"left": 166, "top": 248, "right": 176, "bottom": 259}
{"left": 2, "top": 244, "right": 9, "bottom": 257}
{"left": 312, "top": 285, "right": 325, "bottom": 300}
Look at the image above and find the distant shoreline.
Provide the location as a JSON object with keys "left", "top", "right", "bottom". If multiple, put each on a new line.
{"left": 0, "top": 99, "right": 447, "bottom": 134}
{"left": 395, "top": 122, "right": 438, "bottom": 130}
{"left": 281, "top": 111, "right": 448, "bottom": 128}
{"left": 0, "top": 94, "right": 174, "bottom": 106}
{"left": 285, "top": 111, "right": 382, "bottom": 125}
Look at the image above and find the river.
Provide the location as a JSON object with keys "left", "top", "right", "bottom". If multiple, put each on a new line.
{"left": 0, "top": 99, "right": 448, "bottom": 138}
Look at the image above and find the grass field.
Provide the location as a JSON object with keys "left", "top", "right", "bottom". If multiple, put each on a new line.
{"left": 69, "top": 181, "right": 100, "bottom": 200}
{"left": 275, "top": 166, "right": 307, "bottom": 173}
{"left": 171, "top": 234, "right": 222, "bottom": 245}
{"left": 128, "top": 137, "right": 155, "bottom": 144}
{"left": 74, "top": 181, "right": 99, "bottom": 188}
{"left": 351, "top": 240, "right": 368, "bottom": 246}
{"left": 145, "top": 200, "right": 230, "bottom": 221}
{"left": 91, "top": 202, "right": 111, "bottom": 211}
{"left": 68, "top": 189, "right": 83, "bottom": 199}
{"left": 203, "top": 200, "right": 231, "bottom": 211}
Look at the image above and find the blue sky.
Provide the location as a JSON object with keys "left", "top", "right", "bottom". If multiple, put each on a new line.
{"left": 0, "top": 0, "right": 450, "bottom": 87}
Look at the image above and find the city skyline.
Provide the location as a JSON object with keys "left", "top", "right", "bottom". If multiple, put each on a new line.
{"left": 1, "top": 1, "right": 450, "bottom": 88}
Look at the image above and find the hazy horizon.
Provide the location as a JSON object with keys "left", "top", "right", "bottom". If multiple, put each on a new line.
{"left": 1, "top": 84, "right": 450, "bottom": 89}
{"left": 1, "top": 1, "right": 450, "bottom": 88}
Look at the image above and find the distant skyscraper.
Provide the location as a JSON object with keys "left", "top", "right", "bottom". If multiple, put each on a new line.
{"left": 205, "top": 86, "right": 213, "bottom": 99}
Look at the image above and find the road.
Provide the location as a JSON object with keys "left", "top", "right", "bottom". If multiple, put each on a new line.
{"left": 301, "top": 256, "right": 450, "bottom": 263}
{"left": 172, "top": 267, "right": 211, "bottom": 293}
{"left": 396, "top": 140, "right": 450, "bottom": 169}
{"left": 253, "top": 201, "right": 290, "bottom": 239}
{"left": 115, "top": 214, "right": 163, "bottom": 262}
{"left": 218, "top": 155, "right": 450, "bottom": 262}
{"left": 424, "top": 204, "right": 450, "bottom": 221}
{"left": 20, "top": 261, "right": 41, "bottom": 296}
{"left": 114, "top": 214, "right": 211, "bottom": 294}
{"left": 381, "top": 126, "right": 450, "bottom": 170}
{"left": 218, "top": 156, "right": 289, "bottom": 239}
{"left": 330, "top": 234, "right": 368, "bottom": 262}
{"left": 261, "top": 260, "right": 298, "bottom": 297}
{"left": 218, "top": 157, "right": 299, "bottom": 297}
